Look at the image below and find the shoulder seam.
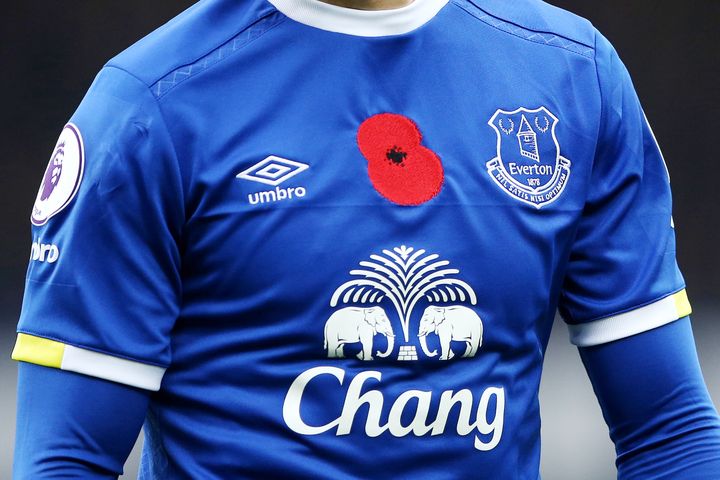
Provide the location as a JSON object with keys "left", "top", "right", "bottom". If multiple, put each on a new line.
{"left": 99, "top": 65, "right": 187, "bottom": 220}
{"left": 588, "top": 29, "right": 603, "bottom": 186}
{"left": 140, "top": 10, "right": 287, "bottom": 99}
{"left": 103, "top": 63, "right": 152, "bottom": 89}
{"left": 451, "top": 0, "right": 595, "bottom": 59}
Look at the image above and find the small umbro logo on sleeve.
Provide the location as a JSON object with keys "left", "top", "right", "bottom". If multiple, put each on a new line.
{"left": 237, "top": 155, "right": 309, "bottom": 205}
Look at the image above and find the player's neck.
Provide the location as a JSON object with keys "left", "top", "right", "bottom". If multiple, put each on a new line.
{"left": 317, "top": 0, "right": 414, "bottom": 10}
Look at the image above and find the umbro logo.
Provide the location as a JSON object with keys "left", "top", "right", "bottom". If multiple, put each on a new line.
{"left": 237, "top": 155, "right": 309, "bottom": 186}
{"left": 237, "top": 155, "right": 309, "bottom": 205}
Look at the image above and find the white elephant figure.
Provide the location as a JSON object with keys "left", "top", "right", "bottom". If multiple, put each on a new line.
{"left": 418, "top": 305, "right": 483, "bottom": 360}
{"left": 324, "top": 306, "right": 395, "bottom": 361}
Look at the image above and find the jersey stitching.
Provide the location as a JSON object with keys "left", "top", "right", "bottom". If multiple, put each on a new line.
{"left": 148, "top": 81, "right": 189, "bottom": 227}
{"left": 26, "top": 277, "right": 76, "bottom": 289}
{"left": 585, "top": 29, "right": 604, "bottom": 193}
{"left": 149, "top": 11, "right": 287, "bottom": 99}
{"left": 451, "top": 0, "right": 594, "bottom": 59}
{"left": 16, "top": 329, "right": 169, "bottom": 368}
{"left": 558, "top": 33, "right": 603, "bottom": 316}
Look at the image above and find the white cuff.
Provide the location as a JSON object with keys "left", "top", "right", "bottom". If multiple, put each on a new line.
{"left": 12, "top": 333, "right": 166, "bottom": 391}
{"left": 567, "top": 289, "right": 692, "bottom": 347}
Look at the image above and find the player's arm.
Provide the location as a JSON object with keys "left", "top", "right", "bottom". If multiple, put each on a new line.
{"left": 580, "top": 318, "right": 720, "bottom": 479}
{"left": 559, "top": 32, "right": 720, "bottom": 477}
{"left": 12, "top": 66, "right": 184, "bottom": 477}
{"left": 14, "top": 364, "right": 150, "bottom": 478}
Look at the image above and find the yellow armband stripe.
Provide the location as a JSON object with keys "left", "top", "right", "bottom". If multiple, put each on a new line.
{"left": 673, "top": 289, "right": 692, "bottom": 318}
{"left": 12, "top": 333, "right": 65, "bottom": 368}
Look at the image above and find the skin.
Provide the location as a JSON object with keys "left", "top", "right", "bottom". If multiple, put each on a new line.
{"left": 318, "top": 0, "right": 415, "bottom": 10}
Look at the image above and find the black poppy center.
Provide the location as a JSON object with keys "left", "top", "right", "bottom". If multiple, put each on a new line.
{"left": 386, "top": 146, "right": 407, "bottom": 165}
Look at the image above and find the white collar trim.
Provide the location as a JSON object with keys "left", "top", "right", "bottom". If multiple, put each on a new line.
{"left": 267, "top": 0, "right": 449, "bottom": 37}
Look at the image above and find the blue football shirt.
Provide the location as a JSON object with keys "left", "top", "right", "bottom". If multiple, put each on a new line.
{"left": 14, "top": 0, "right": 691, "bottom": 478}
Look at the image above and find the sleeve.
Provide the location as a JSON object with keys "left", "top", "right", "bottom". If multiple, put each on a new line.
{"left": 579, "top": 318, "right": 720, "bottom": 478}
{"left": 558, "top": 33, "right": 690, "bottom": 347}
{"left": 14, "top": 363, "right": 150, "bottom": 479}
{"left": 12, "top": 66, "right": 184, "bottom": 391}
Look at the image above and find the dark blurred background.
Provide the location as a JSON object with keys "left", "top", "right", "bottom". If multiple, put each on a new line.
{"left": 1, "top": 1, "right": 717, "bottom": 478}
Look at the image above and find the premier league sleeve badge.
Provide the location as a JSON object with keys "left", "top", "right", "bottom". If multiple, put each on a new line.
{"left": 486, "top": 107, "right": 571, "bottom": 208}
{"left": 31, "top": 123, "right": 85, "bottom": 226}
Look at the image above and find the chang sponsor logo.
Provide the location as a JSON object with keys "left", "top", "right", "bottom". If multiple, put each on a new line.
{"left": 283, "top": 245, "right": 505, "bottom": 451}
{"left": 324, "top": 245, "right": 482, "bottom": 362}
{"left": 283, "top": 366, "right": 505, "bottom": 451}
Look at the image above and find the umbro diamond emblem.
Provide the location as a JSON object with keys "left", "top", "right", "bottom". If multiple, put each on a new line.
{"left": 237, "top": 155, "right": 310, "bottom": 205}
{"left": 237, "top": 155, "right": 309, "bottom": 186}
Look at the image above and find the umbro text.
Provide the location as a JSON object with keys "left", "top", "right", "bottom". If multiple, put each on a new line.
{"left": 30, "top": 241, "right": 59, "bottom": 264}
{"left": 248, "top": 186, "right": 307, "bottom": 205}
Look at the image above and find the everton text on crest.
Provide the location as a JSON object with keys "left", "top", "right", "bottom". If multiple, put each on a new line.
{"left": 486, "top": 107, "right": 571, "bottom": 208}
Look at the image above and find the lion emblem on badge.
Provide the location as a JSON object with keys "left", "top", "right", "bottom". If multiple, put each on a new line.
{"left": 40, "top": 141, "right": 65, "bottom": 201}
{"left": 486, "top": 106, "right": 571, "bottom": 208}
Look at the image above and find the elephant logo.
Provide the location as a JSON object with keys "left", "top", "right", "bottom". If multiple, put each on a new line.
{"left": 324, "top": 306, "right": 395, "bottom": 361}
{"left": 325, "top": 245, "right": 486, "bottom": 362}
{"left": 418, "top": 306, "right": 483, "bottom": 360}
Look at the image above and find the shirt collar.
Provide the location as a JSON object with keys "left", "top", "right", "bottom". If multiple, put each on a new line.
{"left": 266, "top": 0, "right": 450, "bottom": 37}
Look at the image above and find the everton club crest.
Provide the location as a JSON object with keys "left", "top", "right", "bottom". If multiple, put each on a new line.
{"left": 486, "top": 107, "right": 571, "bottom": 208}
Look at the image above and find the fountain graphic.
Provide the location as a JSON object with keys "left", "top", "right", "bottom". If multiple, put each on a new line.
{"left": 330, "top": 245, "right": 477, "bottom": 360}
